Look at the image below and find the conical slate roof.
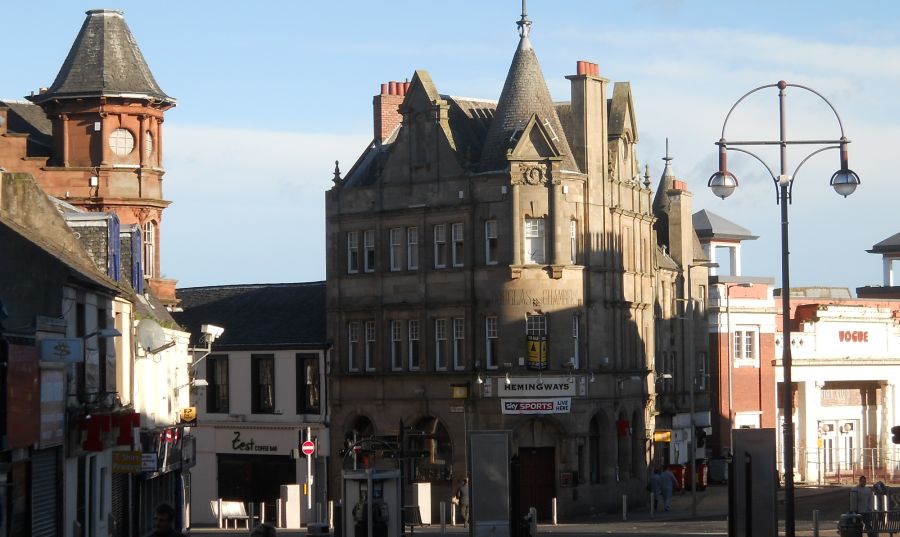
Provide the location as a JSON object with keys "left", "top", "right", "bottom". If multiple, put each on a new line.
{"left": 31, "top": 9, "right": 173, "bottom": 104}
{"left": 478, "top": 27, "right": 577, "bottom": 172}
{"left": 867, "top": 231, "right": 900, "bottom": 254}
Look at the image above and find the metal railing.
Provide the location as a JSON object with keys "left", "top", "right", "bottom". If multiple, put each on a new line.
{"left": 781, "top": 446, "right": 900, "bottom": 485}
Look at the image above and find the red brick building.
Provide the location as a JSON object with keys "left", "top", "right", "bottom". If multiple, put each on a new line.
{"left": 0, "top": 9, "right": 177, "bottom": 304}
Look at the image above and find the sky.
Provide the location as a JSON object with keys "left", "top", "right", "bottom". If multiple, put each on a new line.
{"left": 4, "top": 1, "right": 899, "bottom": 291}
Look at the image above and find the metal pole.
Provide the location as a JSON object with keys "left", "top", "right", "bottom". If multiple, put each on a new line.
{"left": 688, "top": 266, "right": 697, "bottom": 517}
{"left": 622, "top": 494, "right": 627, "bottom": 521}
{"left": 726, "top": 285, "right": 734, "bottom": 454}
{"left": 440, "top": 501, "right": 446, "bottom": 535}
{"left": 308, "top": 427, "right": 314, "bottom": 510}
{"left": 551, "top": 497, "right": 557, "bottom": 525}
{"left": 778, "top": 80, "right": 797, "bottom": 537}
{"left": 813, "top": 509, "right": 820, "bottom": 537}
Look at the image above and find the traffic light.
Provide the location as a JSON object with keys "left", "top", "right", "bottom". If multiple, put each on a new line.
{"left": 695, "top": 427, "right": 707, "bottom": 448}
{"left": 892, "top": 425, "right": 900, "bottom": 445}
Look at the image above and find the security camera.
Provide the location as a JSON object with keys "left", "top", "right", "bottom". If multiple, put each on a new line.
{"left": 200, "top": 324, "right": 225, "bottom": 341}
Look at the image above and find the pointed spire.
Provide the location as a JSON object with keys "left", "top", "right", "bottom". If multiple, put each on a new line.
{"left": 653, "top": 138, "right": 677, "bottom": 214}
{"left": 478, "top": 3, "right": 578, "bottom": 172}
{"left": 30, "top": 9, "right": 173, "bottom": 105}
{"left": 517, "top": 0, "right": 532, "bottom": 38}
{"left": 662, "top": 138, "right": 675, "bottom": 178}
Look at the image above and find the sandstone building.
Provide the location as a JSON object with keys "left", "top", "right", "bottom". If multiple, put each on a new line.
{"left": 325, "top": 9, "right": 709, "bottom": 518}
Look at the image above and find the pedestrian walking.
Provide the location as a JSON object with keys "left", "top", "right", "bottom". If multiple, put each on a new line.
{"left": 455, "top": 477, "right": 471, "bottom": 526}
{"left": 852, "top": 475, "right": 876, "bottom": 537}
{"left": 647, "top": 468, "right": 662, "bottom": 511}
{"left": 660, "top": 467, "right": 678, "bottom": 512}
{"left": 148, "top": 503, "right": 184, "bottom": 537}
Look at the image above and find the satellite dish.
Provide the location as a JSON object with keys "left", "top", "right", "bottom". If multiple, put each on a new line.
{"left": 137, "top": 319, "right": 167, "bottom": 353}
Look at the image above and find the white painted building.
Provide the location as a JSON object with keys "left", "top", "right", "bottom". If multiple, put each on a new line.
{"left": 173, "top": 283, "right": 330, "bottom": 528}
{"left": 774, "top": 297, "right": 900, "bottom": 484}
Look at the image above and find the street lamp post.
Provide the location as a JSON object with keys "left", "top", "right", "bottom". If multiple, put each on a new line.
{"left": 723, "top": 282, "right": 752, "bottom": 454}
{"left": 708, "top": 81, "right": 860, "bottom": 537}
{"left": 686, "top": 261, "right": 718, "bottom": 517}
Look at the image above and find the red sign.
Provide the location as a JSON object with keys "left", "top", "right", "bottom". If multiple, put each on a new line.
{"left": 839, "top": 331, "right": 869, "bottom": 343}
{"left": 301, "top": 440, "right": 315, "bottom": 456}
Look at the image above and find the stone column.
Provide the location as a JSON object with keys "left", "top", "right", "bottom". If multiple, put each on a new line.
{"left": 139, "top": 115, "right": 147, "bottom": 168}
{"left": 511, "top": 182, "right": 522, "bottom": 266}
{"left": 550, "top": 178, "right": 564, "bottom": 278}
{"left": 61, "top": 114, "right": 69, "bottom": 167}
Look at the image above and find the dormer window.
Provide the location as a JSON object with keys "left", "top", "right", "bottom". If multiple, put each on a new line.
{"left": 109, "top": 128, "right": 135, "bottom": 157}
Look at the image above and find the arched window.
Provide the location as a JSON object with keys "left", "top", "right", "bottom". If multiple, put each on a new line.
{"left": 142, "top": 221, "right": 156, "bottom": 278}
{"left": 617, "top": 413, "right": 631, "bottom": 478}
{"left": 589, "top": 413, "right": 610, "bottom": 483}
{"left": 410, "top": 416, "right": 452, "bottom": 482}
{"left": 631, "top": 410, "right": 643, "bottom": 477}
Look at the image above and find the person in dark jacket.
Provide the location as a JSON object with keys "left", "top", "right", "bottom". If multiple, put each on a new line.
{"left": 150, "top": 503, "right": 184, "bottom": 537}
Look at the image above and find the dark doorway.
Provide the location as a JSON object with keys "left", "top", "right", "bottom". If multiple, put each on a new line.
{"left": 517, "top": 447, "right": 555, "bottom": 521}
{"left": 217, "top": 454, "right": 296, "bottom": 504}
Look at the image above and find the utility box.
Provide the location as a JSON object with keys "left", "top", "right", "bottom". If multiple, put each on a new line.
{"left": 729, "top": 429, "right": 777, "bottom": 537}
{"left": 281, "top": 484, "right": 304, "bottom": 529}
{"left": 342, "top": 469, "right": 401, "bottom": 537}
{"left": 469, "top": 431, "right": 511, "bottom": 537}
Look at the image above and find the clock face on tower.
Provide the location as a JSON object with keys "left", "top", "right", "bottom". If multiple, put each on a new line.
{"left": 109, "top": 128, "right": 135, "bottom": 156}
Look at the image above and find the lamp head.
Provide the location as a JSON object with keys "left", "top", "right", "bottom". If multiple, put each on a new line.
{"left": 830, "top": 168, "right": 860, "bottom": 197}
{"left": 708, "top": 170, "right": 738, "bottom": 199}
{"left": 709, "top": 142, "right": 738, "bottom": 199}
{"left": 831, "top": 139, "right": 860, "bottom": 198}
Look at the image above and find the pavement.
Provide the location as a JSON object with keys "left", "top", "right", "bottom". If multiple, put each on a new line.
{"left": 187, "top": 484, "right": 853, "bottom": 537}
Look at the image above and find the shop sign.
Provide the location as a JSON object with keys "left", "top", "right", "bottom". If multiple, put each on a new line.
{"left": 179, "top": 407, "right": 197, "bottom": 427}
{"left": 112, "top": 451, "right": 142, "bottom": 474}
{"left": 39, "top": 365, "right": 65, "bottom": 449}
{"left": 526, "top": 336, "right": 547, "bottom": 370}
{"left": 215, "top": 428, "right": 294, "bottom": 455}
{"left": 838, "top": 330, "right": 869, "bottom": 343}
{"left": 39, "top": 338, "right": 83, "bottom": 363}
{"left": 501, "top": 398, "right": 571, "bottom": 415}
{"left": 653, "top": 430, "right": 672, "bottom": 443}
{"left": 141, "top": 453, "right": 158, "bottom": 472}
{"left": 497, "top": 377, "right": 576, "bottom": 397}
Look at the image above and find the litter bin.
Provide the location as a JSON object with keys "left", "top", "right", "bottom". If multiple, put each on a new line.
{"left": 838, "top": 513, "right": 863, "bottom": 537}
{"left": 708, "top": 457, "right": 728, "bottom": 484}
{"left": 309, "top": 523, "right": 330, "bottom": 537}
{"left": 666, "top": 464, "right": 685, "bottom": 492}
{"left": 694, "top": 459, "right": 708, "bottom": 491}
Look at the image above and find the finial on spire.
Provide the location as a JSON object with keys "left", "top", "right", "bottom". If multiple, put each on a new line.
{"left": 332, "top": 160, "right": 342, "bottom": 186}
{"left": 663, "top": 137, "right": 673, "bottom": 163}
{"left": 517, "top": 0, "right": 532, "bottom": 38}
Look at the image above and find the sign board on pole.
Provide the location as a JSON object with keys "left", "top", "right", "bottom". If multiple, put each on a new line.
{"left": 112, "top": 451, "right": 142, "bottom": 473}
{"left": 141, "top": 453, "right": 158, "bottom": 472}
{"left": 301, "top": 440, "right": 315, "bottom": 456}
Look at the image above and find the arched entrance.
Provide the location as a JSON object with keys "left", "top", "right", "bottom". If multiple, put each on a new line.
{"left": 513, "top": 418, "right": 563, "bottom": 521}
{"left": 409, "top": 416, "right": 452, "bottom": 482}
{"left": 589, "top": 411, "right": 613, "bottom": 483}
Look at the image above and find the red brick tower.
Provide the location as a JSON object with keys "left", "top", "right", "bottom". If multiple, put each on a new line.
{"left": 25, "top": 9, "right": 177, "bottom": 303}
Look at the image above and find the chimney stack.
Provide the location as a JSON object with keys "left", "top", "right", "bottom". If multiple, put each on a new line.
{"left": 373, "top": 80, "right": 406, "bottom": 144}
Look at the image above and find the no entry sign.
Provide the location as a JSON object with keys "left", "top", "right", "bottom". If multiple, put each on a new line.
{"left": 301, "top": 440, "right": 315, "bottom": 456}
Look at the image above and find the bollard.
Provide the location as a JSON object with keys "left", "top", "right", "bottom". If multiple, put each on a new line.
{"left": 649, "top": 492, "right": 655, "bottom": 519}
{"left": 813, "top": 509, "right": 819, "bottom": 537}
{"left": 440, "top": 501, "right": 447, "bottom": 535}
{"left": 317, "top": 502, "right": 323, "bottom": 524}
{"left": 529, "top": 507, "right": 538, "bottom": 537}
{"left": 328, "top": 501, "right": 334, "bottom": 530}
{"left": 551, "top": 497, "right": 557, "bottom": 526}
{"left": 217, "top": 498, "right": 223, "bottom": 529}
{"left": 622, "top": 494, "right": 627, "bottom": 521}
{"left": 261, "top": 502, "right": 266, "bottom": 524}
{"left": 451, "top": 502, "right": 457, "bottom": 526}
{"left": 249, "top": 503, "right": 256, "bottom": 534}
{"left": 277, "top": 499, "right": 283, "bottom": 528}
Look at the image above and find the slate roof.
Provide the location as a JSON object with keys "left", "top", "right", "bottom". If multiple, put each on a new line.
{"left": 867, "top": 232, "right": 900, "bottom": 254}
{"left": 30, "top": 9, "right": 173, "bottom": 105}
{"left": 173, "top": 282, "right": 328, "bottom": 349}
{"left": 478, "top": 32, "right": 578, "bottom": 173}
{"left": 692, "top": 209, "right": 758, "bottom": 241}
{"left": 1, "top": 100, "right": 53, "bottom": 155}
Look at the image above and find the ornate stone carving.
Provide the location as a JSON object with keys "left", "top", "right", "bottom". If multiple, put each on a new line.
{"left": 517, "top": 163, "right": 547, "bottom": 185}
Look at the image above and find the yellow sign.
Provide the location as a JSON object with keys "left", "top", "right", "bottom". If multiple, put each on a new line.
{"left": 451, "top": 385, "right": 469, "bottom": 399}
{"left": 180, "top": 407, "right": 197, "bottom": 426}
{"left": 526, "top": 336, "right": 547, "bottom": 370}
{"left": 817, "top": 437, "right": 824, "bottom": 449}
{"left": 653, "top": 430, "right": 672, "bottom": 443}
{"left": 112, "top": 451, "right": 142, "bottom": 474}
